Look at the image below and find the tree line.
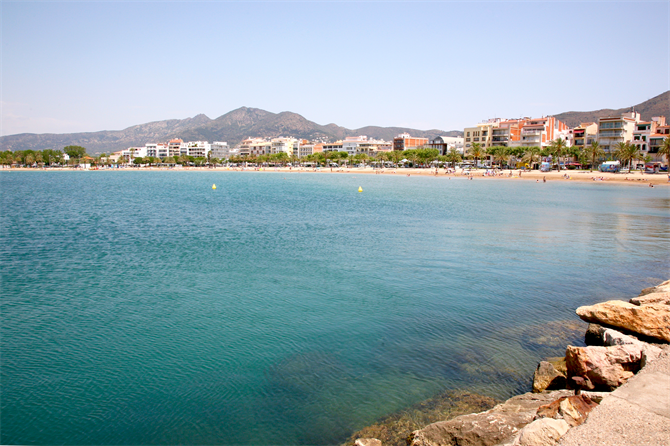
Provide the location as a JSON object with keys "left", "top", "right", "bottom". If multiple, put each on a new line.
{"left": 2, "top": 139, "right": 669, "bottom": 171}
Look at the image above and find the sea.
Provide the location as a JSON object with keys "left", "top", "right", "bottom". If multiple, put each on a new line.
{"left": 1, "top": 170, "right": 669, "bottom": 445}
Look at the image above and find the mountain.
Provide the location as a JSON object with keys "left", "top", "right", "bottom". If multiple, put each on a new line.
{"left": 553, "top": 91, "right": 669, "bottom": 127}
{"left": 0, "top": 114, "right": 213, "bottom": 155}
{"left": 0, "top": 108, "right": 461, "bottom": 155}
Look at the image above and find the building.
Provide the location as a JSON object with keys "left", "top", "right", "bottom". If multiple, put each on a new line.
{"left": 570, "top": 123, "right": 598, "bottom": 152}
{"left": 393, "top": 133, "right": 429, "bottom": 151}
{"left": 121, "top": 146, "right": 148, "bottom": 159}
{"left": 322, "top": 142, "right": 344, "bottom": 152}
{"left": 596, "top": 111, "right": 640, "bottom": 154}
{"left": 270, "top": 137, "right": 297, "bottom": 156}
{"left": 464, "top": 120, "right": 498, "bottom": 152}
{"left": 491, "top": 119, "right": 524, "bottom": 147}
{"left": 180, "top": 141, "right": 210, "bottom": 158}
{"left": 168, "top": 139, "right": 183, "bottom": 157}
{"left": 341, "top": 136, "right": 391, "bottom": 156}
{"left": 210, "top": 142, "right": 229, "bottom": 160}
{"left": 514, "top": 116, "right": 569, "bottom": 148}
{"left": 238, "top": 138, "right": 266, "bottom": 157}
{"left": 428, "top": 136, "right": 464, "bottom": 155}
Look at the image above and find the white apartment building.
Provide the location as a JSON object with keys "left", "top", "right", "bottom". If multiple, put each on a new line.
{"left": 121, "top": 146, "right": 148, "bottom": 159}
{"left": 271, "top": 137, "right": 298, "bottom": 156}
{"left": 597, "top": 112, "right": 640, "bottom": 153}
{"left": 210, "top": 142, "right": 229, "bottom": 160}
{"left": 180, "top": 141, "right": 210, "bottom": 158}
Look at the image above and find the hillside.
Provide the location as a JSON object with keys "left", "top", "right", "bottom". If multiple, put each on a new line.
{"left": 0, "top": 108, "right": 461, "bottom": 155}
{"left": 553, "top": 91, "right": 669, "bottom": 127}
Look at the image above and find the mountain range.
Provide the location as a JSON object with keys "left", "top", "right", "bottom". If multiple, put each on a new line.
{"left": 0, "top": 108, "right": 459, "bottom": 155}
{"left": 1, "top": 91, "right": 667, "bottom": 154}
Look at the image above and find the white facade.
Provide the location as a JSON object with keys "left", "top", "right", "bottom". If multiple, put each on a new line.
{"left": 122, "top": 146, "right": 148, "bottom": 159}
{"left": 210, "top": 142, "right": 229, "bottom": 159}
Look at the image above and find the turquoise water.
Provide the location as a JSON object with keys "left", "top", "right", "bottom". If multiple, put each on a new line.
{"left": 2, "top": 171, "right": 669, "bottom": 445}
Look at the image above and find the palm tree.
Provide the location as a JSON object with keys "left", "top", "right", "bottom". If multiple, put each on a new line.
{"left": 614, "top": 142, "right": 640, "bottom": 172}
{"left": 549, "top": 138, "right": 567, "bottom": 170}
{"left": 658, "top": 136, "right": 670, "bottom": 169}
{"left": 445, "top": 147, "right": 462, "bottom": 168}
{"left": 584, "top": 141, "right": 604, "bottom": 171}
{"left": 469, "top": 143, "right": 485, "bottom": 168}
{"left": 521, "top": 146, "right": 540, "bottom": 170}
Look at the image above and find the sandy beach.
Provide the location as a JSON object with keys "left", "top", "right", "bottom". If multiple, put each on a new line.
{"left": 7, "top": 165, "right": 668, "bottom": 186}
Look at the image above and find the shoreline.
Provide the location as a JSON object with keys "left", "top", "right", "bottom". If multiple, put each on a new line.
{"left": 3, "top": 166, "right": 670, "bottom": 186}
{"left": 347, "top": 279, "right": 670, "bottom": 446}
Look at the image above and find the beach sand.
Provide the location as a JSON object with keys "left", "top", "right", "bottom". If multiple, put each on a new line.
{"left": 5, "top": 166, "right": 670, "bottom": 186}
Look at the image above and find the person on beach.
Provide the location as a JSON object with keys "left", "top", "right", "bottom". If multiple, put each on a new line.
{"left": 543, "top": 176, "right": 546, "bottom": 183}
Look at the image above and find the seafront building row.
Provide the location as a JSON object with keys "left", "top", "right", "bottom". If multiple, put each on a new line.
{"left": 117, "top": 134, "right": 465, "bottom": 161}
{"left": 463, "top": 112, "right": 669, "bottom": 163}
{"left": 115, "top": 111, "right": 669, "bottom": 165}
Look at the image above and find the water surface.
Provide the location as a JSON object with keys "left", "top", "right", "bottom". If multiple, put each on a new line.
{"left": 2, "top": 171, "right": 669, "bottom": 445}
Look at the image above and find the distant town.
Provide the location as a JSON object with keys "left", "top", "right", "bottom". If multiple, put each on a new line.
{"left": 2, "top": 111, "right": 669, "bottom": 171}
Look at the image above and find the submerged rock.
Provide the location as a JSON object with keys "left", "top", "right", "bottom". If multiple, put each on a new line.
{"left": 355, "top": 439, "right": 381, "bottom": 446}
{"left": 575, "top": 300, "right": 670, "bottom": 342}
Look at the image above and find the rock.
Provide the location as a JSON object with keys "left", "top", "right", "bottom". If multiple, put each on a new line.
{"left": 512, "top": 418, "right": 570, "bottom": 446}
{"left": 533, "top": 361, "right": 567, "bottom": 393}
{"left": 638, "top": 280, "right": 670, "bottom": 296}
{"left": 601, "top": 328, "right": 639, "bottom": 346}
{"left": 565, "top": 344, "right": 642, "bottom": 390}
{"left": 575, "top": 300, "right": 670, "bottom": 342}
{"left": 630, "top": 291, "right": 670, "bottom": 306}
{"left": 408, "top": 390, "right": 572, "bottom": 446}
{"left": 584, "top": 323, "right": 605, "bottom": 346}
{"left": 535, "top": 394, "right": 598, "bottom": 427}
{"left": 354, "top": 439, "right": 382, "bottom": 446}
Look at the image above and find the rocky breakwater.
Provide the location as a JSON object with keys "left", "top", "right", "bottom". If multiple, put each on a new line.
{"left": 353, "top": 280, "right": 670, "bottom": 446}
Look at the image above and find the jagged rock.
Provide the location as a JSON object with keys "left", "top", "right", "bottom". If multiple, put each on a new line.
{"left": 565, "top": 345, "right": 641, "bottom": 390}
{"left": 533, "top": 361, "right": 567, "bottom": 393}
{"left": 354, "top": 439, "right": 381, "bottom": 446}
{"left": 408, "top": 390, "right": 572, "bottom": 446}
{"left": 584, "top": 324, "right": 605, "bottom": 346}
{"left": 576, "top": 300, "right": 670, "bottom": 342}
{"left": 511, "top": 418, "right": 570, "bottom": 446}
{"left": 630, "top": 291, "right": 670, "bottom": 306}
{"left": 535, "top": 394, "right": 598, "bottom": 427}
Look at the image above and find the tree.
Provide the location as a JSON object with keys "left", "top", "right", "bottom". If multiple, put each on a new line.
{"left": 613, "top": 142, "right": 640, "bottom": 172}
{"left": 657, "top": 136, "right": 670, "bottom": 169}
{"left": 549, "top": 138, "right": 568, "bottom": 170}
{"left": 521, "top": 146, "right": 541, "bottom": 170}
{"left": 584, "top": 141, "right": 604, "bottom": 171}
{"left": 25, "top": 153, "right": 36, "bottom": 166}
{"left": 468, "top": 143, "right": 485, "bottom": 168}
{"left": 63, "top": 145, "right": 87, "bottom": 159}
{"left": 445, "top": 148, "right": 462, "bottom": 168}
{"left": 417, "top": 148, "right": 440, "bottom": 167}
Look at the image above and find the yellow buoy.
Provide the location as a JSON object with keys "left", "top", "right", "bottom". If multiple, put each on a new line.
{"left": 358, "top": 186, "right": 363, "bottom": 193}
{"left": 212, "top": 184, "right": 217, "bottom": 190}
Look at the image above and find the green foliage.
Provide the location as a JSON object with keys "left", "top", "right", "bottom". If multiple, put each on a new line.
{"left": 63, "top": 145, "right": 87, "bottom": 159}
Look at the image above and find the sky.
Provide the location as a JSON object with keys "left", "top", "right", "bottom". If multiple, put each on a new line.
{"left": 1, "top": 0, "right": 669, "bottom": 137}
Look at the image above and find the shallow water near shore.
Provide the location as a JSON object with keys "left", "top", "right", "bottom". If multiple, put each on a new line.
{"left": 2, "top": 171, "right": 669, "bottom": 445}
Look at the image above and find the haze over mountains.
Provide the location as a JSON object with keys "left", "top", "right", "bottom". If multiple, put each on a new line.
{"left": 1, "top": 91, "right": 668, "bottom": 155}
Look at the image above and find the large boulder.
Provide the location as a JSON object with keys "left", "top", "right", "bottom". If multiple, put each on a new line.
{"left": 565, "top": 344, "right": 642, "bottom": 390}
{"left": 408, "top": 390, "right": 572, "bottom": 446}
{"left": 575, "top": 300, "right": 670, "bottom": 342}
{"left": 511, "top": 418, "right": 570, "bottom": 446}
{"left": 533, "top": 360, "right": 567, "bottom": 393}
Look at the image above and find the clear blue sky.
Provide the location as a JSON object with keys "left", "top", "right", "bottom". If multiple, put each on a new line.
{"left": 2, "top": 1, "right": 668, "bottom": 137}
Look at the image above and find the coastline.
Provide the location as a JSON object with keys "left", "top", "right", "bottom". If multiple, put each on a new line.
{"left": 347, "top": 280, "right": 670, "bottom": 446}
{"left": 3, "top": 166, "right": 670, "bottom": 186}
